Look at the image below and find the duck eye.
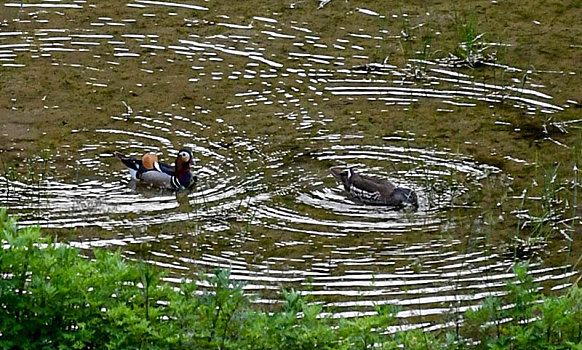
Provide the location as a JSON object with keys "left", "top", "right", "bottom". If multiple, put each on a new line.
{"left": 180, "top": 151, "right": 189, "bottom": 160}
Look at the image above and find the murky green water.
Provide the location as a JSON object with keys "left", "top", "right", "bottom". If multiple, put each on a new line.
{"left": 1, "top": 0, "right": 581, "bottom": 328}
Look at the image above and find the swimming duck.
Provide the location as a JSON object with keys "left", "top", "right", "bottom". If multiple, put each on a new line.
{"left": 115, "top": 149, "right": 197, "bottom": 190}
{"left": 330, "top": 167, "right": 418, "bottom": 208}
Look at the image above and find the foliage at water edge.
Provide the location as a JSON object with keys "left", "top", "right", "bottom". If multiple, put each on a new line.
{"left": 1, "top": 209, "right": 581, "bottom": 350}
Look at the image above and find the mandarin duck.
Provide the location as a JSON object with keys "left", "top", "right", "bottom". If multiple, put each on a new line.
{"left": 115, "top": 149, "right": 197, "bottom": 190}
{"left": 330, "top": 167, "right": 418, "bottom": 208}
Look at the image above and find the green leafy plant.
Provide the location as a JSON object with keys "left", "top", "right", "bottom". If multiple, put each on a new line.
{"left": 2, "top": 209, "right": 582, "bottom": 349}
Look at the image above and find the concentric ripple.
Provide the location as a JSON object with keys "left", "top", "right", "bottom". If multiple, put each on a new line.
{"left": 0, "top": 132, "right": 268, "bottom": 230}
{"left": 243, "top": 143, "right": 499, "bottom": 237}
{"left": 0, "top": 0, "right": 578, "bottom": 329}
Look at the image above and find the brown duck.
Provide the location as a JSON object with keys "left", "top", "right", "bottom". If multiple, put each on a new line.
{"left": 330, "top": 167, "right": 418, "bottom": 208}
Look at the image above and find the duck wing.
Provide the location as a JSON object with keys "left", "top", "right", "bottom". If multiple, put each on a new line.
{"left": 353, "top": 174, "right": 396, "bottom": 196}
{"left": 349, "top": 174, "right": 396, "bottom": 204}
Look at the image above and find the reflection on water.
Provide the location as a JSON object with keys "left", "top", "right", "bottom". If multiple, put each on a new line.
{"left": 1, "top": 139, "right": 574, "bottom": 325}
{"left": 0, "top": 0, "right": 577, "bottom": 328}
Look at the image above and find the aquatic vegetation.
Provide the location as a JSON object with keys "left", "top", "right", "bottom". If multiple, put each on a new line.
{"left": 2, "top": 210, "right": 582, "bottom": 349}
{"left": 452, "top": 9, "right": 480, "bottom": 64}
{"left": 510, "top": 160, "right": 580, "bottom": 263}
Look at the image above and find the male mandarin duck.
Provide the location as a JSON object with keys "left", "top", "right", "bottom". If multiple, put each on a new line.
{"left": 330, "top": 167, "right": 418, "bottom": 208}
{"left": 115, "top": 149, "right": 197, "bottom": 190}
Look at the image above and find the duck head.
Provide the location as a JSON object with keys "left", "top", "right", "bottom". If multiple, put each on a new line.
{"left": 175, "top": 149, "right": 194, "bottom": 170}
{"left": 329, "top": 167, "right": 354, "bottom": 191}
{"left": 173, "top": 149, "right": 197, "bottom": 189}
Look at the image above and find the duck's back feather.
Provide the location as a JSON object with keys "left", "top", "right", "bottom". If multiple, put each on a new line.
{"left": 349, "top": 173, "right": 396, "bottom": 197}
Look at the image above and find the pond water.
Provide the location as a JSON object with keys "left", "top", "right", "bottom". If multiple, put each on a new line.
{"left": 1, "top": 0, "right": 581, "bottom": 329}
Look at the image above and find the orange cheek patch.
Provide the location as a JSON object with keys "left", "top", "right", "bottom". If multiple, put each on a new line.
{"left": 142, "top": 153, "right": 159, "bottom": 169}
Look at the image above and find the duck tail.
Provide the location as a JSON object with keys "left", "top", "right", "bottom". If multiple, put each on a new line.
{"left": 114, "top": 152, "right": 141, "bottom": 172}
{"left": 392, "top": 188, "right": 418, "bottom": 209}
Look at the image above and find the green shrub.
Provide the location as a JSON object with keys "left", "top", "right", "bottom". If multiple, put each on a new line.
{"left": 1, "top": 208, "right": 582, "bottom": 349}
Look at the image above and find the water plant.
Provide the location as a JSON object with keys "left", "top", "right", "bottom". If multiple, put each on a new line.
{"left": 454, "top": 9, "right": 478, "bottom": 61}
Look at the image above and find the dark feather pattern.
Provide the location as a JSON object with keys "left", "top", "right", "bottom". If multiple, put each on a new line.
{"left": 114, "top": 152, "right": 141, "bottom": 172}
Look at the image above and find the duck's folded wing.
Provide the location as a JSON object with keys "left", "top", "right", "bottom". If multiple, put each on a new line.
{"left": 355, "top": 176, "right": 396, "bottom": 196}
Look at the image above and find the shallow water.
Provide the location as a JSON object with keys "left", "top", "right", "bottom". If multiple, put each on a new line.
{"left": 1, "top": 0, "right": 580, "bottom": 327}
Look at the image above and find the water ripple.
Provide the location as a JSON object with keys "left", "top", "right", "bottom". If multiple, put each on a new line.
{"left": 0, "top": 0, "right": 576, "bottom": 328}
